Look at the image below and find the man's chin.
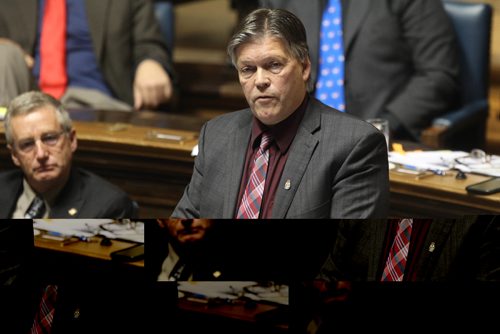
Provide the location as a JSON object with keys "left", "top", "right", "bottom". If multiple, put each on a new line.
{"left": 34, "top": 172, "right": 59, "bottom": 182}
{"left": 253, "top": 109, "right": 281, "bottom": 125}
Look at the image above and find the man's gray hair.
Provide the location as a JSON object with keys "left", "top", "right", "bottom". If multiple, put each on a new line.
{"left": 4, "top": 91, "right": 72, "bottom": 145}
{"left": 227, "top": 8, "right": 310, "bottom": 66}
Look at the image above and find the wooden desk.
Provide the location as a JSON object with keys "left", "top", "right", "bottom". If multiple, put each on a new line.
{"left": 390, "top": 169, "right": 500, "bottom": 217}
{"left": 34, "top": 235, "right": 144, "bottom": 267}
{"left": 177, "top": 298, "right": 288, "bottom": 334}
{"left": 34, "top": 233, "right": 145, "bottom": 286}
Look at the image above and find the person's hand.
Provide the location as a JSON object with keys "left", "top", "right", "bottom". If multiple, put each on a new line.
{"left": 0, "top": 38, "right": 34, "bottom": 69}
{"left": 133, "top": 59, "right": 173, "bottom": 110}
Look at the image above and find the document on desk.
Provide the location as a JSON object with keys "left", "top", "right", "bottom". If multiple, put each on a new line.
{"left": 389, "top": 151, "right": 500, "bottom": 177}
{"left": 33, "top": 219, "right": 145, "bottom": 243}
{"left": 33, "top": 219, "right": 110, "bottom": 239}
{"left": 389, "top": 150, "right": 465, "bottom": 172}
{"left": 178, "top": 282, "right": 289, "bottom": 306}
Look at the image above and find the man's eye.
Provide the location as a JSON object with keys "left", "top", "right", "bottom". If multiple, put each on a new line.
{"left": 43, "top": 134, "right": 58, "bottom": 142}
{"left": 18, "top": 140, "right": 34, "bottom": 151}
{"left": 240, "top": 67, "right": 254, "bottom": 74}
{"left": 269, "top": 62, "right": 283, "bottom": 72}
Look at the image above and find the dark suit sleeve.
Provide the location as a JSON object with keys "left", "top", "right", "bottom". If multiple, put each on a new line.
{"left": 330, "top": 130, "right": 389, "bottom": 218}
{"left": 317, "top": 220, "right": 372, "bottom": 281}
{"left": 101, "top": 192, "right": 137, "bottom": 219}
{"left": 171, "top": 124, "right": 207, "bottom": 218}
{"left": 477, "top": 216, "right": 500, "bottom": 281}
{"left": 131, "top": 0, "right": 174, "bottom": 77}
{"left": 383, "top": 0, "right": 459, "bottom": 139}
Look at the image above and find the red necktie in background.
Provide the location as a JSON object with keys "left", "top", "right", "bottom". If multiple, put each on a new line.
{"left": 39, "top": 0, "right": 67, "bottom": 99}
{"left": 381, "top": 218, "right": 413, "bottom": 282}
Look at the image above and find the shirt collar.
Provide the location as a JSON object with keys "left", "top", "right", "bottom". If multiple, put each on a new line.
{"left": 250, "top": 94, "right": 309, "bottom": 153}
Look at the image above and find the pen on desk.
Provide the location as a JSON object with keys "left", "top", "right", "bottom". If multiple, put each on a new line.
{"left": 400, "top": 164, "right": 446, "bottom": 176}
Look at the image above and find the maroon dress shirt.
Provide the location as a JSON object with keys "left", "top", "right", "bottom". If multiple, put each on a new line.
{"left": 235, "top": 95, "right": 308, "bottom": 218}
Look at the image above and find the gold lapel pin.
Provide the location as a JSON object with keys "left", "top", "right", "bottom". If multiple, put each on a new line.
{"left": 428, "top": 242, "right": 436, "bottom": 253}
{"left": 68, "top": 208, "right": 77, "bottom": 216}
{"left": 284, "top": 179, "right": 291, "bottom": 190}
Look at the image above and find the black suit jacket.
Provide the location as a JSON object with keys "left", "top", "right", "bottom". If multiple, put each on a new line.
{"left": 0, "top": 168, "right": 136, "bottom": 219}
{"left": 318, "top": 217, "right": 500, "bottom": 282}
{"left": 0, "top": 220, "right": 36, "bottom": 334}
{"left": 261, "top": 0, "right": 460, "bottom": 140}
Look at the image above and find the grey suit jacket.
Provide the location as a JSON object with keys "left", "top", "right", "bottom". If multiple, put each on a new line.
{"left": 0, "top": 0, "right": 172, "bottom": 106}
{"left": 0, "top": 168, "right": 136, "bottom": 219}
{"left": 260, "top": 0, "right": 460, "bottom": 140}
{"left": 319, "top": 217, "right": 500, "bottom": 281}
{"left": 173, "top": 97, "right": 389, "bottom": 219}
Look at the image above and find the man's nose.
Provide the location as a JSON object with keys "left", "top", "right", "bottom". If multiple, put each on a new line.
{"left": 255, "top": 68, "right": 270, "bottom": 90}
{"left": 181, "top": 219, "right": 194, "bottom": 228}
{"left": 34, "top": 140, "right": 49, "bottom": 159}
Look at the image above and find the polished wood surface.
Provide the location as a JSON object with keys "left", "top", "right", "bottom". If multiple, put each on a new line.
{"left": 34, "top": 235, "right": 144, "bottom": 267}
{"left": 390, "top": 169, "right": 500, "bottom": 217}
{"left": 177, "top": 298, "right": 288, "bottom": 333}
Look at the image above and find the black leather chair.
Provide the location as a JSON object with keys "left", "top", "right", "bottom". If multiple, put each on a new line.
{"left": 422, "top": 1, "right": 492, "bottom": 150}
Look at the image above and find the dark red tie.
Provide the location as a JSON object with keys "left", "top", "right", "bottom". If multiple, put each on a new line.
{"left": 31, "top": 285, "right": 58, "bottom": 334}
{"left": 39, "top": 0, "right": 67, "bottom": 99}
{"left": 381, "top": 218, "right": 413, "bottom": 282}
{"left": 236, "top": 133, "right": 273, "bottom": 219}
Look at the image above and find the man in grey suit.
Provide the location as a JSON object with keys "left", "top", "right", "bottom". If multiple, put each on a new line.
{"left": 319, "top": 217, "right": 500, "bottom": 282}
{"left": 0, "top": 0, "right": 173, "bottom": 110}
{"left": 299, "top": 217, "right": 500, "bottom": 333}
{"left": 173, "top": 8, "right": 389, "bottom": 219}
{"left": 260, "top": 0, "right": 460, "bottom": 142}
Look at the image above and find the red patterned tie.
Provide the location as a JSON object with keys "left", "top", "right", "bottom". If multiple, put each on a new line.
{"left": 381, "top": 218, "right": 413, "bottom": 282}
{"left": 236, "top": 133, "right": 273, "bottom": 219}
{"left": 31, "top": 285, "right": 58, "bottom": 334}
{"left": 39, "top": 0, "right": 67, "bottom": 99}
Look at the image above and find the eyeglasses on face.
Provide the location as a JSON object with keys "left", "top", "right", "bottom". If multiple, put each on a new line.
{"left": 15, "top": 130, "right": 67, "bottom": 154}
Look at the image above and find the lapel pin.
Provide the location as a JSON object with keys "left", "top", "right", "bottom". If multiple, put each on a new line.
{"left": 284, "top": 179, "right": 291, "bottom": 190}
{"left": 68, "top": 208, "right": 77, "bottom": 216}
{"left": 428, "top": 242, "right": 436, "bottom": 253}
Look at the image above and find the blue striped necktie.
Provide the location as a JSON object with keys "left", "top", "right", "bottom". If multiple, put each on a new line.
{"left": 315, "top": 0, "right": 345, "bottom": 112}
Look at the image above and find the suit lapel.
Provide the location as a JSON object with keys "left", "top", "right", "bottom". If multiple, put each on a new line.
{"left": 85, "top": 0, "right": 110, "bottom": 60}
{"left": 413, "top": 219, "right": 454, "bottom": 280}
{"left": 367, "top": 221, "right": 388, "bottom": 280}
{"left": 222, "top": 112, "right": 252, "bottom": 217}
{"left": 271, "top": 100, "right": 320, "bottom": 218}
{"left": 0, "top": 172, "right": 24, "bottom": 218}
{"left": 343, "top": 0, "right": 371, "bottom": 56}
{"left": 50, "top": 169, "right": 85, "bottom": 218}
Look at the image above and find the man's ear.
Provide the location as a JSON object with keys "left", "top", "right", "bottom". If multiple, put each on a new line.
{"left": 302, "top": 57, "right": 312, "bottom": 83}
{"left": 69, "top": 129, "right": 77, "bottom": 153}
{"left": 8, "top": 144, "right": 21, "bottom": 167}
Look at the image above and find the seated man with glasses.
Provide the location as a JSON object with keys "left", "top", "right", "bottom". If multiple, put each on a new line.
{"left": 0, "top": 91, "right": 136, "bottom": 218}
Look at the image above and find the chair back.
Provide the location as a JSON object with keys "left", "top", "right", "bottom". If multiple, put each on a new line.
{"left": 154, "top": 1, "right": 175, "bottom": 56}
{"left": 443, "top": 1, "right": 492, "bottom": 105}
